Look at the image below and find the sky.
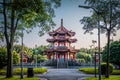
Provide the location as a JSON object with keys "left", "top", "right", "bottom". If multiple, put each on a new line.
{"left": 18, "top": 0, "right": 120, "bottom": 49}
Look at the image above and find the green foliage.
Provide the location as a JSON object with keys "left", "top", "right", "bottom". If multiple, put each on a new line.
{"left": 0, "top": 76, "right": 39, "bottom": 80}
{"left": 13, "top": 44, "right": 33, "bottom": 58}
{"left": 0, "top": 68, "right": 48, "bottom": 75}
{"left": 102, "top": 41, "right": 120, "bottom": 68}
{"left": 79, "top": 67, "right": 120, "bottom": 75}
{"left": 13, "top": 51, "right": 20, "bottom": 64}
{"left": 100, "top": 63, "right": 114, "bottom": 75}
{"left": 111, "top": 70, "right": 120, "bottom": 75}
{"left": 79, "top": 68, "right": 98, "bottom": 74}
{"left": 37, "top": 55, "right": 48, "bottom": 63}
{"left": 1, "top": 0, "right": 61, "bottom": 77}
{"left": 0, "top": 47, "right": 20, "bottom": 69}
{"left": 0, "top": 47, "right": 7, "bottom": 69}
{"left": 86, "top": 76, "right": 120, "bottom": 80}
{"left": 78, "top": 58, "right": 85, "bottom": 63}
{"left": 32, "top": 45, "right": 48, "bottom": 63}
{"left": 76, "top": 52, "right": 91, "bottom": 63}
{"left": 34, "top": 68, "right": 48, "bottom": 74}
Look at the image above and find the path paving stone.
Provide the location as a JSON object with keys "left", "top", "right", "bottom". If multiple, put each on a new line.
{"left": 35, "top": 69, "right": 94, "bottom": 80}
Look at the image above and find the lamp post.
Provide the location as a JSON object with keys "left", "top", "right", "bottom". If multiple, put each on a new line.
{"left": 20, "top": 28, "right": 24, "bottom": 79}
{"left": 35, "top": 45, "right": 38, "bottom": 68}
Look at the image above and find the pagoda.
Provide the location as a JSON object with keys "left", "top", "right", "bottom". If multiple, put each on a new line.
{"left": 45, "top": 19, "right": 79, "bottom": 68}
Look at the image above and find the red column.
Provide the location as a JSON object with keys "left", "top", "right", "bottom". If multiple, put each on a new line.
{"left": 69, "top": 53, "right": 70, "bottom": 59}
{"left": 58, "top": 54, "right": 60, "bottom": 61}
{"left": 73, "top": 53, "right": 76, "bottom": 60}
{"left": 48, "top": 53, "right": 51, "bottom": 60}
{"left": 64, "top": 42, "right": 66, "bottom": 46}
{"left": 58, "top": 42, "right": 60, "bottom": 46}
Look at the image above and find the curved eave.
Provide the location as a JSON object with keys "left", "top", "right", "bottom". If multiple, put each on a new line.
{"left": 46, "top": 39, "right": 55, "bottom": 43}
{"left": 44, "top": 49, "right": 54, "bottom": 53}
{"left": 55, "top": 50, "right": 69, "bottom": 52}
{"left": 70, "top": 49, "right": 80, "bottom": 53}
{"left": 68, "top": 39, "right": 77, "bottom": 43}
{"left": 68, "top": 31, "right": 75, "bottom": 36}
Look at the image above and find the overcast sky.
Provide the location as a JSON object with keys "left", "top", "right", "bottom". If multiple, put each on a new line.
{"left": 17, "top": 0, "right": 120, "bottom": 49}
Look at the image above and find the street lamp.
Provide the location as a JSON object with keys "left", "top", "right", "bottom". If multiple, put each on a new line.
{"left": 20, "top": 28, "right": 24, "bottom": 79}
{"left": 35, "top": 45, "right": 38, "bottom": 68}
{"left": 79, "top": 5, "right": 102, "bottom": 80}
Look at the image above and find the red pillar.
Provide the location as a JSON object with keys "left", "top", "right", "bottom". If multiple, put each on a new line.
{"left": 69, "top": 53, "right": 70, "bottom": 59}
{"left": 58, "top": 54, "right": 60, "bottom": 61}
{"left": 73, "top": 53, "right": 76, "bottom": 60}
{"left": 64, "top": 42, "right": 66, "bottom": 46}
{"left": 58, "top": 42, "right": 60, "bottom": 46}
{"left": 64, "top": 54, "right": 66, "bottom": 61}
{"left": 48, "top": 53, "right": 50, "bottom": 60}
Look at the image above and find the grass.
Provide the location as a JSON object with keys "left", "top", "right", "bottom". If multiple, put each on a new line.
{"left": 79, "top": 68, "right": 120, "bottom": 75}
{"left": 0, "top": 68, "right": 48, "bottom": 75}
{"left": 0, "top": 76, "right": 39, "bottom": 80}
{"left": 86, "top": 76, "right": 120, "bottom": 80}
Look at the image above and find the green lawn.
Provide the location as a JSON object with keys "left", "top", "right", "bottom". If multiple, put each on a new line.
{"left": 79, "top": 68, "right": 120, "bottom": 75}
{"left": 0, "top": 76, "right": 39, "bottom": 80}
{"left": 86, "top": 76, "right": 120, "bottom": 80}
{"left": 0, "top": 68, "right": 48, "bottom": 75}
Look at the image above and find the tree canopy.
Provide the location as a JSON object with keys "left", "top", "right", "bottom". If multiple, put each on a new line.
{"left": 102, "top": 40, "right": 120, "bottom": 68}
{"left": 79, "top": 0, "right": 120, "bottom": 78}
{"left": 0, "top": 0, "right": 61, "bottom": 77}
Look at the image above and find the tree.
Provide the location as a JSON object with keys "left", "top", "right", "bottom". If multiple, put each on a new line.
{"left": 102, "top": 41, "right": 120, "bottom": 69}
{"left": 0, "top": 0, "right": 61, "bottom": 77}
{"left": 79, "top": 0, "right": 120, "bottom": 78}
{"left": 76, "top": 49, "right": 91, "bottom": 64}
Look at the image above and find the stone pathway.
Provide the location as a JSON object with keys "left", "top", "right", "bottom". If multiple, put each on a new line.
{"left": 35, "top": 69, "right": 94, "bottom": 80}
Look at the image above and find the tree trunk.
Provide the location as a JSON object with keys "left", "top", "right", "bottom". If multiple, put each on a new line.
{"left": 6, "top": 44, "right": 13, "bottom": 78}
{"left": 105, "top": 30, "right": 110, "bottom": 78}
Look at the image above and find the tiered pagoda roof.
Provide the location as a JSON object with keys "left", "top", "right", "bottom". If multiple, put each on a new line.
{"left": 45, "top": 46, "right": 79, "bottom": 53}
{"left": 47, "top": 38, "right": 77, "bottom": 43}
{"left": 47, "top": 19, "right": 77, "bottom": 43}
{"left": 45, "top": 19, "right": 79, "bottom": 53}
{"left": 48, "top": 19, "right": 75, "bottom": 36}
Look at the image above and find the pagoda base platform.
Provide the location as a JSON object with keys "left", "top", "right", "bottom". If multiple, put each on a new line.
{"left": 41, "top": 59, "right": 81, "bottom": 68}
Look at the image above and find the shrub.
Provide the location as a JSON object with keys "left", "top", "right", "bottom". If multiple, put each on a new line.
{"left": 34, "top": 68, "right": 48, "bottom": 74}
{"left": 0, "top": 68, "right": 48, "bottom": 75}
{"left": 100, "top": 63, "right": 114, "bottom": 75}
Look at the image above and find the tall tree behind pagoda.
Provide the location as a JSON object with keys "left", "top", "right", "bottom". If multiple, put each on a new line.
{"left": 79, "top": 0, "right": 120, "bottom": 78}
{"left": 0, "top": 0, "right": 61, "bottom": 78}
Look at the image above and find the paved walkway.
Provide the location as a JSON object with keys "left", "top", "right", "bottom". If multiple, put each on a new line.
{"left": 35, "top": 69, "right": 94, "bottom": 80}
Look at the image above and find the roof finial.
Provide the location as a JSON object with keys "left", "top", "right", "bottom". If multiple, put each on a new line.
{"left": 61, "top": 19, "right": 63, "bottom": 26}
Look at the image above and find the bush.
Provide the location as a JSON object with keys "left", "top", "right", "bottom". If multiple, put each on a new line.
{"left": 34, "top": 68, "right": 48, "bottom": 74}
{"left": 0, "top": 47, "right": 7, "bottom": 69}
{"left": 0, "top": 47, "right": 20, "bottom": 69}
{"left": 100, "top": 63, "right": 114, "bottom": 75}
{"left": 79, "top": 68, "right": 98, "bottom": 74}
{"left": 0, "top": 68, "right": 48, "bottom": 75}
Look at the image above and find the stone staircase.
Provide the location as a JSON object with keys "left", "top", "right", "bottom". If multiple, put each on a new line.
{"left": 57, "top": 61, "right": 67, "bottom": 68}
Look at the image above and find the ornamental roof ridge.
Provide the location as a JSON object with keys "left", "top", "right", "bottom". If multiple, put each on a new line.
{"left": 54, "top": 19, "right": 69, "bottom": 33}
